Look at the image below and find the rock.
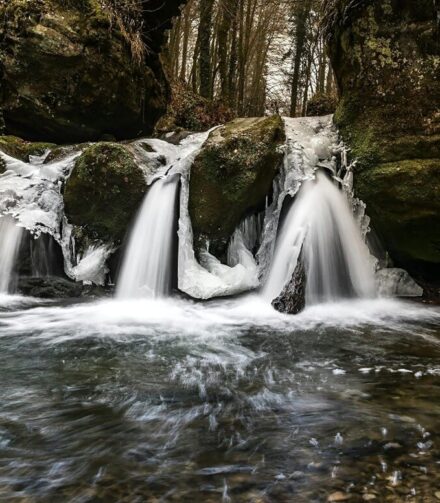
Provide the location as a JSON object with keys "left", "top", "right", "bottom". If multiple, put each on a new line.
{"left": 0, "top": 136, "right": 56, "bottom": 162}
{"left": 356, "top": 160, "right": 440, "bottom": 272}
{"left": 362, "top": 495, "right": 376, "bottom": 501}
{"left": 18, "top": 276, "right": 83, "bottom": 299}
{"left": 306, "top": 93, "right": 337, "bottom": 117}
{"left": 327, "top": 492, "right": 351, "bottom": 502}
{"left": 325, "top": 0, "right": 440, "bottom": 280}
{"left": 155, "top": 80, "right": 235, "bottom": 135}
{"left": 64, "top": 142, "right": 147, "bottom": 247}
{"left": 0, "top": 0, "right": 184, "bottom": 142}
{"left": 435, "top": 491, "right": 440, "bottom": 500}
{"left": 272, "top": 247, "right": 306, "bottom": 314}
{"left": 189, "top": 116, "right": 285, "bottom": 259}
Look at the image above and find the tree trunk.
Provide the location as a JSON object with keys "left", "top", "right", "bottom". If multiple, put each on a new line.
{"left": 198, "top": 0, "right": 215, "bottom": 98}
{"left": 289, "top": 0, "right": 313, "bottom": 117}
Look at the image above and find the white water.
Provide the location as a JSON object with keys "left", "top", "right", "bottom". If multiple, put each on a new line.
{"left": 257, "top": 116, "right": 338, "bottom": 282}
{"left": 179, "top": 179, "right": 260, "bottom": 300}
{"left": 117, "top": 132, "right": 213, "bottom": 298}
{"left": 117, "top": 176, "right": 180, "bottom": 298}
{"left": 0, "top": 216, "right": 24, "bottom": 293}
{"left": 264, "top": 172, "right": 376, "bottom": 304}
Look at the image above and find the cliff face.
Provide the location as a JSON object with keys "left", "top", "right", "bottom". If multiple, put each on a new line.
{"left": 0, "top": 0, "right": 184, "bottom": 143}
{"left": 325, "top": 0, "right": 440, "bottom": 278}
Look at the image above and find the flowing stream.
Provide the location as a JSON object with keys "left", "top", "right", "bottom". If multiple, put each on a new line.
{"left": 0, "top": 216, "right": 23, "bottom": 293}
{"left": 0, "top": 296, "right": 438, "bottom": 502}
{"left": 0, "top": 117, "right": 438, "bottom": 501}
{"left": 117, "top": 176, "right": 180, "bottom": 298}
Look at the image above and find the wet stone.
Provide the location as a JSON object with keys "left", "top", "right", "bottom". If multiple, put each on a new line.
{"left": 328, "top": 491, "right": 351, "bottom": 502}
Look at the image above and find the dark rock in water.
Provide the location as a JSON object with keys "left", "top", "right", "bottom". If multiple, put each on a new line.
{"left": 272, "top": 252, "right": 307, "bottom": 315}
{"left": 64, "top": 142, "right": 147, "bottom": 248}
{"left": 18, "top": 277, "right": 83, "bottom": 299}
{"left": 0, "top": 0, "right": 184, "bottom": 143}
{"left": 324, "top": 0, "right": 440, "bottom": 280}
{"left": 189, "top": 116, "right": 285, "bottom": 259}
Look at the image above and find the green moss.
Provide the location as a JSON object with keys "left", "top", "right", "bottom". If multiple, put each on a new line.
{"left": 64, "top": 142, "right": 147, "bottom": 244}
{"left": 355, "top": 159, "right": 440, "bottom": 264}
{"left": 327, "top": 0, "right": 439, "bottom": 278}
{"left": 189, "top": 116, "right": 285, "bottom": 258}
{"left": 0, "top": 136, "right": 56, "bottom": 161}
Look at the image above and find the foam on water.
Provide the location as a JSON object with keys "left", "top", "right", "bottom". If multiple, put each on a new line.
{"left": 1, "top": 295, "right": 438, "bottom": 345}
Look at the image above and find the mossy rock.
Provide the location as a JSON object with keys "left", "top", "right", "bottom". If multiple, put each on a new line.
{"left": 355, "top": 159, "right": 440, "bottom": 266}
{"left": 325, "top": 0, "right": 440, "bottom": 277}
{"left": 306, "top": 93, "right": 337, "bottom": 117}
{"left": 0, "top": 0, "right": 171, "bottom": 142}
{"left": 0, "top": 136, "right": 56, "bottom": 161}
{"left": 64, "top": 142, "right": 147, "bottom": 245}
{"left": 189, "top": 116, "right": 285, "bottom": 258}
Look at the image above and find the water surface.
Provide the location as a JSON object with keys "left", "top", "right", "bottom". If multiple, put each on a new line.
{"left": 0, "top": 296, "right": 439, "bottom": 502}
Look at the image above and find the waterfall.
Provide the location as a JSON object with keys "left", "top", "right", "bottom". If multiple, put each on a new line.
{"left": 263, "top": 172, "right": 376, "bottom": 304}
{"left": 117, "top": 131, "right": 213, "bottom": 298}
{"left": 116, "top": 176, "right": 180, "bottom": 298}
{"left": 0, "top": 216, "right": 24, "bottom": 293}
{"left": 30, "top": 234, "right": 61, "bottom": 277}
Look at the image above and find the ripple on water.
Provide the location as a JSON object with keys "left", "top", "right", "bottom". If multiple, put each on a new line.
{"left": 0, "top": 296, "right": 438, "bottom": 501}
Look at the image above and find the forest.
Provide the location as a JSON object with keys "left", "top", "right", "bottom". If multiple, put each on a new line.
{"left": 0, "top": 0, "right": 439, "bottom": 501}
{"left": 163, "top": 0, "right": 336, "bottom": 126}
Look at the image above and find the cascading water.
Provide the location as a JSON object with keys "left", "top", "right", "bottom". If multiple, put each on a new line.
{"left": 117, "top": 131, "right": 213, "bottom": 298}
{"left": 0, "top": 216, "right": 24, "bottom": 293}
{"left": 117, "top": 176, "right": 180, "bottom": 298}
{"left": 263, "top": 171, "right": 376, "bottom": 304}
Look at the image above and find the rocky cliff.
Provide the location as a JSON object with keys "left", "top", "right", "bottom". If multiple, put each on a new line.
{"left": 0, "top": 0, "right": 185, "bottom": 142}
{"left": 325, "top": 0, "right": 440, "bottom": 279}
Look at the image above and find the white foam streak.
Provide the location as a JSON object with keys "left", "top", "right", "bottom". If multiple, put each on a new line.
{"left": 1, "top": 296, "right": 439, "bottom": 345}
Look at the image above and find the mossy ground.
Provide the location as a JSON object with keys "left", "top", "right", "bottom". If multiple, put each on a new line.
{"left": 0, "top": 0, "right": 167, "bottom": 142}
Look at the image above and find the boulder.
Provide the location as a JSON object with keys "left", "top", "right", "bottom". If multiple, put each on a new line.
{"left": 325, "top": 0, "right": 440, "bottom": 279}
{"left": 189, "top": 116, "right": 285, "bottom": 259}
{"left": 272, "top": 248, "right": 306, "bottom": 315}
{"left": 64, "top": 142, "right": 147, "bottom": 248}
{"left": 17, "top": 276, "right": 83, "bottom": 299}
{"left": 0, "top": 0, "right": 184, "bottom": 142}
